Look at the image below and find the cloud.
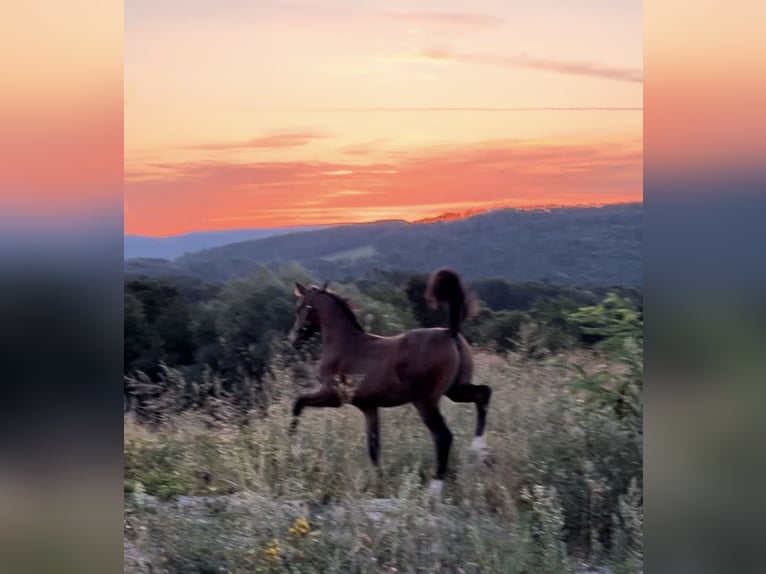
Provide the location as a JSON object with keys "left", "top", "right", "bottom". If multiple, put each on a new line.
{"left": 321, "top": 170, "right": 355, "bottom": 176}
{"left": 321, "top": 189, "right": 378, "bottom": 198}
{"left": 420, "top": 47, "right": 455, "bottom": 61}
{"left": 341, "top": 139, "right": 388, "bottom": 156}
{"left": 185, "top": 131, "right": 329, "bottom": 151}
{"left": 125, "top": 138, "right": 642, "bottom": 235}
{"left": 381, "top": 11, "right": 506, "bottom": 28}
{"left": 250, "top": 106, "right": 641, "bottom": 113}
{"left": 416, "top": 48, "right": 642, "bottom": 83}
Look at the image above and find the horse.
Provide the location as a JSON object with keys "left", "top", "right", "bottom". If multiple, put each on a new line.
{"left": 287, "top": 268, "right": 492, "bottom": 493}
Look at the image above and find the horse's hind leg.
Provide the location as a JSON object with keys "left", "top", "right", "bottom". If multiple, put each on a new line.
{"left": 414, "top": 401, "right": 453, "bottom": 493}
{"left": 445, "top": 383, "right": 492, "bottom": 454}
{"left": 363, "top": 408, "right": 380, "bottom": 467}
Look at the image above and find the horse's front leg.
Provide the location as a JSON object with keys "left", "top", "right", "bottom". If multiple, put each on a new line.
{"left": 289, "top": 385, "right": 342, "bottom": 436}
{"left": 414, "top": 400, "right": 453, "bottom": 495}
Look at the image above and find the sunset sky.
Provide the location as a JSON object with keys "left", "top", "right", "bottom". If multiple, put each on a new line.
{"left": 125, "top": 0, "right": 642, "bottom": 236}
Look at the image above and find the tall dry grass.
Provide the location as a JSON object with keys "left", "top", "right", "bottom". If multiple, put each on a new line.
{"left": 124, "top": 350, "right": 642, "bottom": 573}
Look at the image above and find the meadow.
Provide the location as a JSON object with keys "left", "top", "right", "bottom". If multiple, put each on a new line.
{"left": 124, "top": 337, "right": 642, "bottom": 573}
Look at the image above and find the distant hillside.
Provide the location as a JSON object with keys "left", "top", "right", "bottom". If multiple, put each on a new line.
{"left": 124, "top": 226, "right": 324, "bottom": 259}
{"left": 125, "top": 203, "right": 642, "bottom": 286}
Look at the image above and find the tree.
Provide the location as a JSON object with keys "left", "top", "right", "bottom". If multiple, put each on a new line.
{"left": 481, "top": 309, "right": 527, "bottom": 352}
{"left": 567, "top": 293, "right": 642, "bottom": 350}
{"left": 211, "top": 268, "right": 295, "bottom": 412}
{"left": 124, "top": 291, "right": 152, "bottom": 372}
{"left": 124, "top": 280, "right": 195, "bottom": 375}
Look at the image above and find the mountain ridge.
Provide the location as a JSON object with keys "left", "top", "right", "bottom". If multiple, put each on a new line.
{"left": 124, "top": 225, "right": 325, "bottom": 260}
{"left": 125, "top": 203, "right": 642, "bottom": 286}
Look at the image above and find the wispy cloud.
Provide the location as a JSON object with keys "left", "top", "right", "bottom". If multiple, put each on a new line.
{"left": 185, "top": 131, "right": 328, "bottom": 151}
{"left": 381, "top": 11, "right": 506, "bottom": 28}
{"left": 419, "top": 47, "right": 456, "bottom": 61}
{"left": 321, "top": 189, "right": 377, "bottom": 198}
{"left": 243, "top": 106, "right": 642, "bottom": 113}
{"left": 126, "top": 138, "right": 642, "bottom": 235}
{"left": 341, "top": 139, "right": 388, "bottom": 156}
{"left": 321, "top": 170, "right": 355, "bottom": 176}
{"left": 416, "top": 48, "right": 642, "bottom": 83}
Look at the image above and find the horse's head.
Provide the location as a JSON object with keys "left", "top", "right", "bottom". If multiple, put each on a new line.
{"left": 289, "top": 281, "right": 328, "bottom": 348}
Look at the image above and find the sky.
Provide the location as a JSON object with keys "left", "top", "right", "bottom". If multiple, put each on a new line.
{"left": 125, "top": 0, "right": 643, "bottom": 236}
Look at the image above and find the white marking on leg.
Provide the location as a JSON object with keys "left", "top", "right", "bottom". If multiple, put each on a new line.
{"left": 428, "top": 515, "right": 442, "bottom": 554}
{"left": 429, "top": 479, "right": 444, "bottom": 497}
{"left": 471, "top": 435, "right": 486, "bottom": 453}
{"left": 290, "top": 443, "right": 303, "bottom": 457}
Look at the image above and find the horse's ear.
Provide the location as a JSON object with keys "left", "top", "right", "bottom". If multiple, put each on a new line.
{"left": 294, "top": 282, "right": 307, "bottom": 297}
{"left": 321, "top": 281, "right": 330, "bottom": 291}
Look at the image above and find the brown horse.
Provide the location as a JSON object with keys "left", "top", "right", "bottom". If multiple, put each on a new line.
{"left": 288, "top": 268, "right": 492, "bottom": 493}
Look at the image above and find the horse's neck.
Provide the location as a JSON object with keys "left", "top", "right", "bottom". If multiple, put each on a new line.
{"left": 318, "top": 303, "right": 364, "bottom": 349}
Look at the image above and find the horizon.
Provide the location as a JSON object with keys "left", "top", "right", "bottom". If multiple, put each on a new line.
{"left": 126, "top": 1, "right": 642, "bottom": 236}
{"left": 127, "top": 200, "right": 642, "bottom": 239}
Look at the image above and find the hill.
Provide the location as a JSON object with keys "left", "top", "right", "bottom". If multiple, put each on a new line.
{"left": 124, "top": 226, "right": 324, "bottom": 260}
{"left": 124, "top": 203, "right": 642, "bottom": 286}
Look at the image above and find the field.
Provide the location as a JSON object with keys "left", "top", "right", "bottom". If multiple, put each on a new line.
{"left": 124, "top": 347, "right": 642, "bottom": 574}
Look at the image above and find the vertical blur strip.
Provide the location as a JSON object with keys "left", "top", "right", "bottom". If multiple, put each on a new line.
{"left": 645, "top": 1, "right": 766, "bottom": 574}
{"left": 0, "top": 1, "right": 123, "bottom": 574}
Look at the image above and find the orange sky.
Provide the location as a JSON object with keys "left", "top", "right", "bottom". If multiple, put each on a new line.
{"left": 125, "top": 1, "right": 642, "bottom": 236}
{"left": 1, "top": 1, "right": 122, "bottom": 221}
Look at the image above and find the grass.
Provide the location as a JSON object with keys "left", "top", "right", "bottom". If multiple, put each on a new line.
{"left": 124, "top": 350, "right": 642, "bottom": 573}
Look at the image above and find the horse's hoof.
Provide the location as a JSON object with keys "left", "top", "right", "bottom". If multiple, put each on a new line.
{"left": 428, "top": 479, "right": 444, "bottom": 497}
{"left": 470, "top": 435, "right": 486, "bottom": 452}
{"left": 470, "top": 436, "right": 488, "bottom": 460}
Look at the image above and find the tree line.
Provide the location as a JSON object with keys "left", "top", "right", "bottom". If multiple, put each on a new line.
{"left": 124, "top": 264, "right": 641, "bottom": 422}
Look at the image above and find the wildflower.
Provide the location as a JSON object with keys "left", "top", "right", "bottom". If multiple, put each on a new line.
{"left": 288, "top": 516, "right": 310, "bottom": 536}
{"left": 263, "top": 538, "right": 281, "bottom": 563}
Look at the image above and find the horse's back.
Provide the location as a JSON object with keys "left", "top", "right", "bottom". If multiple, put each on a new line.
{"left": 346, "top": 327, "right": 472, "bottom": 406}
{"left": 395, "top": 327, "right": 468, "bottom": 387}
{"left": 363, "top": 328, "right": 472, "bottom": 381}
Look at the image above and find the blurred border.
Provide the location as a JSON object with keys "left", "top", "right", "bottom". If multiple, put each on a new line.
{"left": 1, "top": 1, "right": 765, "bottom": 572}
{"left": 645, "top": 1, "right": 765, "bottom": 573}
{"left": 0, "top": 2, "right": 123, "bottom": 573}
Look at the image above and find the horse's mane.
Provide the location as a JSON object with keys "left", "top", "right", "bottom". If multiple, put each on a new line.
{"left": 322, "top": 291, "right": 365, "bottom": 332}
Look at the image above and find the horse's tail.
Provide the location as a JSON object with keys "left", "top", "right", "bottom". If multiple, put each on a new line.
{"left": 425, "top": 268, "right": 474, "bottom": 338}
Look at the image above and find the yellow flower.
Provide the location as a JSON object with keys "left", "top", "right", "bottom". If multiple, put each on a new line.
{"left": 289, "top": 517, "right": 310, "bottom": 537}
{"left": 263, "top": 538, "right": 281, "bottom": 563}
